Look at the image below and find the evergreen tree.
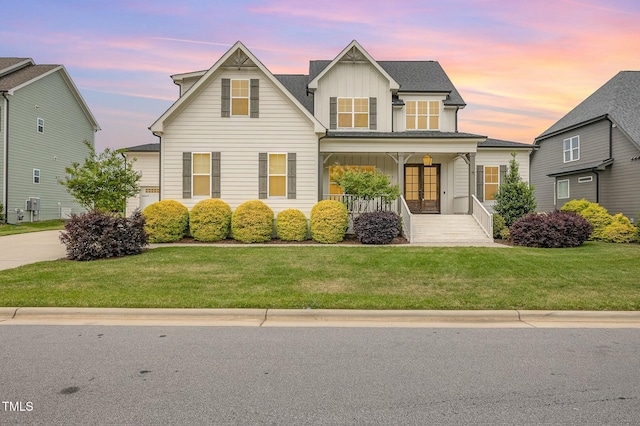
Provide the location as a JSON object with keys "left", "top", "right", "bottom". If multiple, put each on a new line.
{"left": 493, "top": 153, "right": 536, "bottom": 226}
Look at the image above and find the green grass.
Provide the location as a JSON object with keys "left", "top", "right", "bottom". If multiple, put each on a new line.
{"left": 0, "top": 220, "right": 66, "bottom": 236}
{"left": 1, "top": 242, "right": 639, "bottom": 310}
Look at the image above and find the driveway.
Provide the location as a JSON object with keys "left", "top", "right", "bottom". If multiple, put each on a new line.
{"left": 0, "top": 230, "right": 67, "bottom": 271}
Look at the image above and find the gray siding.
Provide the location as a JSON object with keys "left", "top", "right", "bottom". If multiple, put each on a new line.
{"left": 5, "top": 70, "right": 94, "bottom": 223}
{"left": 531, "top": 120, "right": 610, "bottom": 212}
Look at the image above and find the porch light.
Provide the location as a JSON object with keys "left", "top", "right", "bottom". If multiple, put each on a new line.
{"left": 422, "top": 154, "right": 433, "bottom": 166}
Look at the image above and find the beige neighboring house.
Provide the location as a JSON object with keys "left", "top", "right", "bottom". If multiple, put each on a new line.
{"left": 135, "top": 40, "right": 532, "bottom": 242}
{"left": 124, "top": 143, "right": 159, "bottom": 214}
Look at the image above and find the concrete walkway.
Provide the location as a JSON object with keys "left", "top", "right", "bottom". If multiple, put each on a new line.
{"left": 0, "top": 230, "right": 67, "bottom": 271}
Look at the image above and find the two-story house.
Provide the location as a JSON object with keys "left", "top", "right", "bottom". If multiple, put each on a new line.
{"left": 1, "top": 58, "right": 100, "bottom": 223}
{"left": 531, "top": 71, "right": 640, "bottom": 222}
{"left": 148, "top": 41, "right": 532, "bottom": 242}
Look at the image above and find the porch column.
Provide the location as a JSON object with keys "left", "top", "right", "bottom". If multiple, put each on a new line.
{"left": 397, "top": 153, "right": 405, "bottom": 214}
{"left": 468, "top": 152, "right": 476, "bottom": 214}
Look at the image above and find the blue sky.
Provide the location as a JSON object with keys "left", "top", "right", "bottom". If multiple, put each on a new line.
{"left": 2, "top": 0, "right": 640, "bottom": 151}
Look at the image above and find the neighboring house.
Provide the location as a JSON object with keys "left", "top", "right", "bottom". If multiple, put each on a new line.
{"left": 531, "top": 71, "right": 640, "bottom": 222}
{"left": 124, "top": 143, "right": 160, "bottom": 214}
{"left": 147, "top": 41, "right": 532, "bottom": 239}
{"left": 0, "top": 58, "right": 100, "bottom": 223}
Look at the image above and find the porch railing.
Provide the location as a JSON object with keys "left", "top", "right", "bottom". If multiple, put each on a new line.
{"left": 471, "top": 195, "right": 493, "bottom": 239}
{"left": 399, "top": 195, "right": 413, "bottom": 243}
{"left": 323, "top": 194, "right": 396, "bottom": 214}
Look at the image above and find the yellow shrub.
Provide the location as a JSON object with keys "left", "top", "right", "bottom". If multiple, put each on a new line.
{"left": 143, "top": 200, "right": 189, "bottom": 243}
{"left": 190, "top": 199, "right": 232, "bottom": 242}
{"left": 601, "top": 213, "right": 638, "bottom": 243}
{"left": 276, "top": 209, "right": 308, "bottom": 241}
{"left": 560, "top": 198, "right": 592, "bottom": 214}
{"left": 579, "top": 204, "right": 612, "bottom": 240}
{"left": 310, "top": 200, "right": 348, "bottom": 244}
{"left": 231, "top": 200, "right": 274, "bottom": 243}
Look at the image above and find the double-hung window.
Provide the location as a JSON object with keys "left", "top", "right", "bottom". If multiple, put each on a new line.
{"left": 484, "top": 166, "right": 499, "bottom": 201}
{"left": 406, "top": 101, "right": 439, "bottom": 130}
{"left": 338, "top": 98, "right": 369, "bottom": 129}
{"left": 268, "top": 153, "right": 287, "bottom": 197}
{"left": 192, "top": 153, "right": 211, "bottom": 197}
{"left": 563, "top": 136, "right": 579, "bottom": 162}
{"left": 33, "top": 169, "right": 40, "bottom": 184}
{"left": 37, "top": 118, "right": 44, "bottom": 133}
{"left": 231, "top": 80, "right": 249, "bottom": 116}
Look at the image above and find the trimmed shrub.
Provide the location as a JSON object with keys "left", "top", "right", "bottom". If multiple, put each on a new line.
{"left": 310, "top": 200, "right": 349, "bottom": 244}
{"left": 500, "top": 227, "right": 511, "bottom": 242}
{"left": 190, "top": 199, "right": 232, "bottom": 242}
{"left": 276, "top": 209, "right": 308, "bottom": 242}
{"left": 580, "top": 204, "right": 612, "bottom": 240}
{"left": 143, "top": 200, "right": 189, "bottom": 243}
{"left": 601, "top": 213, "right": 638, "bottom": 243}
{"left": 231, "top": 200, "right": 274, "bottom": 243}
{"left": 60, "top": 210, "right": 147, "bottom": 261}
{"left": 353, "top": 211, "right": 399, "bottom": 245}
{"left": 493, "top": 214, "right": 506, "bottom": 239}
{"left": 510, "top": 211, "right": 592, "bottom": 248}
{"left": 560, "top": 198, "right": 592, "bottom": 214}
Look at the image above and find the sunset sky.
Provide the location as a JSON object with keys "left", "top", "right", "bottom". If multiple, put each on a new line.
{"left": 2, "top": 0, "right": 639, "bottom": 151}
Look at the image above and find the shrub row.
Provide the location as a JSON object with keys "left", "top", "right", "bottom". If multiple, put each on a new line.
{"left": 561, "top": 199, "right": 638, "bottom": 243}
{"left": 60, "top": 210, "right": 148, "bottom": 260}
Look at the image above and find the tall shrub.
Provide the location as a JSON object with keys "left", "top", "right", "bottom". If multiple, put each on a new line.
{"left": 143, "top": 200, "right": 189, "bottom": 243}
{"left": 231, "top": 200, "right": 274, "bottom": 243}
{"left": 310, "top": 200, "right": 349, "bottom": 244}
{"left": 190, "top": 199, "right": 232, "bottom": 242}
{"left": 493, "top": 153, "right": 536, "bottom": 226}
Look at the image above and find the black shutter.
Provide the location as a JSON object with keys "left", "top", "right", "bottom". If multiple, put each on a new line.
{"left": 183, "top": 152, "right": 192, "bottom": 199}
{"left": 476, "top": 165, "right": 484, "bottom": 202}
{"left": 329, "top": 97, "right": 337, "bottom": 129}
{"left": 369, "top": 97, "right": 377, "bottom": 130}
{"left": 211, "top": 152, "right": 221, "bottom": 198}
{"left": 287, "top": 153, "right": 296, "bottom": 199}
{"left": 499, "top": 165, "right": 507, "bottom": 184}
{"left": 258, "top": 153, "right": 268, "bottom": 199}
{"left": 250, "top": 79, "right": 259, "bottom": 118}
{"left": 221, "top": 78, "right": 230, "bottom": 117}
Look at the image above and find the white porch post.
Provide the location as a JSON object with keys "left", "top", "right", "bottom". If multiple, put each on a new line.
{"left": 468, "top": 152, "right": 476, "bottom": 214}
{"left": 397, "top": 152, "right": 405, "bottom": 214}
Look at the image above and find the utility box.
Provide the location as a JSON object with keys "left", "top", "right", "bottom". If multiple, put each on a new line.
{"left": 26, "top": 197, "right": 41, "bottom": 211}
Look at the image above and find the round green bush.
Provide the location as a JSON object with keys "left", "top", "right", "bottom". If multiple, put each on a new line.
{"left": 601, "top": 213, "right": 638, "bottom": 243}
{"left": 190, "top": 199, "right": 232, "bottom": 242}
{"left": 310, "top": 200, "right": 348, "bottom": 244}
{"left": 493, "top": 213, "right": 506, "bottom": 239}
{"left": 276, "top": 209, "right": 308, "bottom": 241}
{"left": 143, "top": 200, "right": 189, "bottom": 243}
{"left": 231, "top": 200, "right": 274, "bottom": 243}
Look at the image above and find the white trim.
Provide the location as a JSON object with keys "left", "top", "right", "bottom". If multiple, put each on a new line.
{"left": 230, "top": 79, "right": 250, "bottom": 117}
{"left": 33, "top": 168, "right": 40, "bottom": 184}
{"left": 563, "top": 135, "right": 580, "bottom": 163}
{"left": 405, "top": 100, "right": 440, "bottom": 131}
{"left": 267, "top": 152, "right": 287, "bottom": 198}
{"left": 337, "top": 97, "right": 369, "bottom": 129}
{"left": 191, "top": 152, "right": 211, "bottom": 198}
{"left": 37, "top": 117, "right": 44, "bottom": 133}
{"left": 483, "top": 165, "right": 500, "bottom": 201}
{"left": 557, "top": 179, "right": 570, "bottom": 199}
{"left": 578, "top": 176, "right": 593, "bottom": 183}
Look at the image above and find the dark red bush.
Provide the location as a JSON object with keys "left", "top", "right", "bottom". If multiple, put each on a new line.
{"left": 60, "top": 210, "right": 148, "bottom": 260}
{"left": 510, "top": 211, "right": 592, "bottom": 248}
{"left": 353, "top": 211, "right": 400, "bottom": 245}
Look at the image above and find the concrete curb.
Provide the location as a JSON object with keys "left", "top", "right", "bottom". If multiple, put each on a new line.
{"left": 2, "top": 307, "right": 639, "bottom": 327}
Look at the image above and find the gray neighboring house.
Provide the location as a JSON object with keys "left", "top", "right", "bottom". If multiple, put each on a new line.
{"left": 0, "top": 58, "right": 100, "bottom": 223}
{"left": 531, "top": 71, "right": 640, "bottom": 222}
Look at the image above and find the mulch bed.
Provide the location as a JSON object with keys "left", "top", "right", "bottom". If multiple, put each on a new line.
{"left": 173, "top": 234, "right": 409, "bottom": 245}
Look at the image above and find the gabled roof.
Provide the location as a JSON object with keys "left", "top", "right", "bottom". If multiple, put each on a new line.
{"left": 124, "top": 143, "right": 160, "bottom": 152}
{"left": 0, "top": 58, "right": 100, "bottom": 131}
{"left": 274, "top": 74, "right": 314, "bottom": 113}
{"left": 307, "top": 40, "right": 400, "bottom": 91}
{"left": 150, "top": 41, "right": 325, "bottom": 134}
{"left": 536, "top": 71, "right": 640, "bottom": 147}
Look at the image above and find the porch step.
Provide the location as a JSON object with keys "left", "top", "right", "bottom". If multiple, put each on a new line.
{"left": 410, "top": 215, "right": 493, "bottom": 244}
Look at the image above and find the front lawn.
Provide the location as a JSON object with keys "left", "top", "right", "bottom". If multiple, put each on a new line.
{"left": 0, "top": 220, "right": 66, "bottom": 236}
{"left": 1, "top": 242, "right": 639, "bottom": 310}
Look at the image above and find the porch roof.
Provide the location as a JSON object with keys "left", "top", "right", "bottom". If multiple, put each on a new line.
{"left": 321, "top": 131, "right": 484, "bottom": 153}
{"left": 326, "top": 130, "right": 485, "bottom": 139}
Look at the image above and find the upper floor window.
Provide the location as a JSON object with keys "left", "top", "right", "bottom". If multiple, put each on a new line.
{"left": 563, "top": 136, "right": 579, "bottom": 162}
{"left": 231, "top": 80, "right": 249, "bottom": 116}
{"left": 406, "top": 101, "right": 439, "bottom": 130}
{"left": 37, "top": 118, "right": 44, "bottom": 133}
{"left": 192, "top": 153, "right": 211, "bottom": 197}
{"left": 338, "top": 98, "right": 369, "bottom": 129}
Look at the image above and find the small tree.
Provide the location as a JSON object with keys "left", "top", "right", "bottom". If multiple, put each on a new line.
{"left": 331, "top": 167, "right": 400, "bottom": 215}
{"left": 493, "top": 153, "right": 536, "bottom": 227}
{"left": 60, "top": 141, "right": 141, "bottom": 214}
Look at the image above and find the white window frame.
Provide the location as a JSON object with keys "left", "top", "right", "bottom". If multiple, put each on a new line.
{"left": 484, "top": 165, "right": 500, "bottom": 201}
{"left": 231, "top": 79, "right": 249, "bottom": 117}
{"left": 33, "top": 168, "right": 40, "bottom": 184}
{"left": 557, "top": 179, "right": 570, "bottom": 199}
{"left": 563, "top": 136, "right": 579, "bottom": 163}
{"left": 191, "top": 152, "right": 211, "bottom": 198}
{"left": 406, "top": 100, "right": 440, "bottom": 130}
{"left": 268, "top": 153, "right": 287, "bottom": 198}
{"left": 337, "top": 97, "right": 369, "bottom": 129}
{"left": 37, "top": 117, "right": 44, "bottom": 133}
{"left": 578, "top": 176, "right": 593, "bottom": 183}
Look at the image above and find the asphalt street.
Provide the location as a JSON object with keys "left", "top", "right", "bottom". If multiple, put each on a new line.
{"left": 1, "top": 326, "right": 639, "bottom": 425}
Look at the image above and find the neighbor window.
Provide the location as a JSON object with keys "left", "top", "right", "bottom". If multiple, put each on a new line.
{"left": 192, "top": 153, "right": 211, "bottom": 197}
{"left": 406, "top": 100, "right": 439, "bottom": 130}
{"left": 338, "top": 98, "right": 369, "bottom": 129}
{"left": 33, "top": 169, "right": 40, "bottom": 184}
{"left": 37, "top": 118, "right": 44, "bottom": 133}
{"left": 557, "top": 179, "right": 570, "bottom": 199}
{"left": 268, "top": 153, "right": 287, "bottom": 197}
{"left": 563, "top": 136, "right": 579, "bottom": 162}
{"left": 484, "top": 166, "right": 499, "bottom": 201}
{"left": 578, "top": 176, "right": 593, "bottom": 183}
{"left": 231, "top": 79, "right": 249, "bottom": 116}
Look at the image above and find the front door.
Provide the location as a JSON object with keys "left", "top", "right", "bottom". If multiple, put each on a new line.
{"left": 404, "top": 164, "right": 440, "bottom": 213}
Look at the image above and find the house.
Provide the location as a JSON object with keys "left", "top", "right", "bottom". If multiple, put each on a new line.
{"left": 0, "top": 58, "right": 100, "bottom": 223}
{"left": 531, "top": 71, "right": 640, "bottom": 222}
{"left": 147, "top": 41, "right": 532, "bottom": 241}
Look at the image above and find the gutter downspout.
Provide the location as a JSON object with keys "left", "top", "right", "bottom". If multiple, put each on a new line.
{"left": 2, "top": 91, "right": 9, "bottom": 223}
{"left": 608, "top": 118, "right": 613, "bottom": 159}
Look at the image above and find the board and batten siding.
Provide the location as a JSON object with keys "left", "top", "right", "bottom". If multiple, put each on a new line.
{"left": 5, "top": 70, "right": 94, "bottom": 223}
{"left": 161, "top": 69, "right": 319, "bottom": 216}
{"left": 313, "top": 62, "right": 392, "bottom": 132}
{"left": 531, "top": 120, "right": 610, "bottom": 213}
